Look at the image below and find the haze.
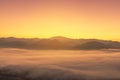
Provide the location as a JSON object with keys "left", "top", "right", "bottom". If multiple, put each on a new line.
{"left": 0, "top": 48, "right": 120, "bottom": 80}
{"left": 0, "top": 0, "right": 120, "bottom": 40}
{"left": 0, "top": 0, "right": 120, "bottom": 80}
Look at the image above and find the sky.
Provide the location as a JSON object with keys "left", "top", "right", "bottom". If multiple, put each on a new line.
{"left": 0, "top": 0, "right": 120, "bottom": 41}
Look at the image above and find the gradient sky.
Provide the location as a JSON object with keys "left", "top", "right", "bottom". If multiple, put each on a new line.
{"left": 0, "top": 0, "right": 120, "bottom": 40}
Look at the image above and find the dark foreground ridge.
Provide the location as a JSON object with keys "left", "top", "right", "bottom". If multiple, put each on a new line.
{"left": 0, "top": 36, "right": 120, "bottom": 50}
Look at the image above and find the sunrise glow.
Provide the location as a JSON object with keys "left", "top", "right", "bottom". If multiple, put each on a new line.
{"left": 0, "top": 0, "right": 120, "bottom": 40}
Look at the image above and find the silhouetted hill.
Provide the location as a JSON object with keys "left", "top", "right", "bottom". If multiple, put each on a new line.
{"left": 74, "top": 41, "right": 109, "bottom": 50}
{"left": 0, "top": 37, "right": 120, "bottom": 50}
{"left": 50, "top": 36, "right": 71, "bottom": 40}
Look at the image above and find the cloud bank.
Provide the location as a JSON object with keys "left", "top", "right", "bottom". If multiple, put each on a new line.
{"left": 0, "top": 48, "right": 120, "bottom": 80}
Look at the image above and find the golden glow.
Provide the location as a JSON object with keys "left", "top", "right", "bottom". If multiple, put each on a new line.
{"left": 0, "top": 0, "right": 120, "bottom": 40}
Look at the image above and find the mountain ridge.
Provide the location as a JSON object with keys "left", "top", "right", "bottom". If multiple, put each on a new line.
{"left": 0, "top": 36, "right": 120, "bottom": 50}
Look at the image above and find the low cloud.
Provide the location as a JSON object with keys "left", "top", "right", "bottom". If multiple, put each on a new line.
{"left": 0, "top": 48, "right": 120, "bottom": 80}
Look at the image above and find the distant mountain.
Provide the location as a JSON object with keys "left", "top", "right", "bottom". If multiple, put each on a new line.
{"left": 74, "top": 41, "right": 109, "bottom": 50}
{"left": 50, "top": 36, "right": 70, "bottom": 40}
{"left": 50, "top": 36, "right": 73, "bottom": 43}
{"left": 0, "top": 37, "right": 120, "bottom": 50}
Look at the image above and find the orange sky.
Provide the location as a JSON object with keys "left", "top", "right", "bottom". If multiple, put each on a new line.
{"left": 0, "top": 0, "right": 120, "bottom": 41}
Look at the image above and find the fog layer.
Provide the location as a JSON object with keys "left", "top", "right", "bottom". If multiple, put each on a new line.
{"left": 0, "top": 48, "right": 120, "bottom": 80}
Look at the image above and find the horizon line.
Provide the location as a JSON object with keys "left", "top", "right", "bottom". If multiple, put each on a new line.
{"left": 0, "top": 36, "right": 119, "bottom": 42}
